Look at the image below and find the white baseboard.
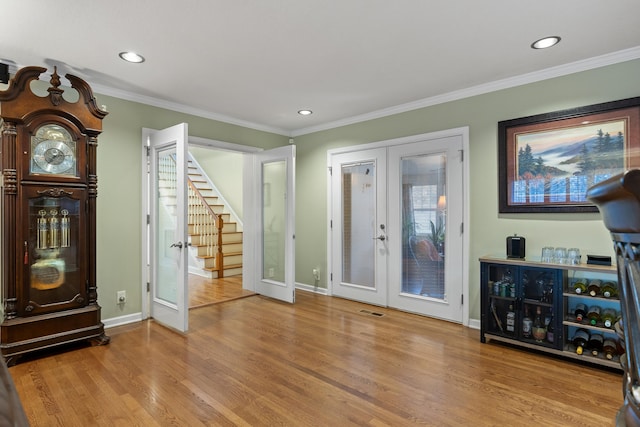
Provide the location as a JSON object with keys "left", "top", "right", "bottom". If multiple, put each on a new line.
{"left": 295, "top": 282, "right": 329, "bottom": 295}
{"left": 103, "top": 312, "right": 144, "bottom": 329}
{"left": 467, "top": 318, "right": 480, "bottom": 330}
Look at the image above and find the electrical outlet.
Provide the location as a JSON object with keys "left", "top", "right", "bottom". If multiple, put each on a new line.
{"left": 117, "top": 290, "right": 126, "bottom": 304}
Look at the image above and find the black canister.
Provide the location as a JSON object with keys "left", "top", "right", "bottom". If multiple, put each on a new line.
{"left": 506, "top": 234, "right": 525, "bottom": 259}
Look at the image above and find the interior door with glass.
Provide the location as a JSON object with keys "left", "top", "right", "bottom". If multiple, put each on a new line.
{"left": 243, "top": 145, "right": 296, "bottom": 303}
{"left": 146, "top": 123, "right": 189, "bottom": 332}
{"left": 330, "top": 148, "right": 388, "bottom": 306}
{"left": 387, "top": 135, "right": 463, "bottom": 322}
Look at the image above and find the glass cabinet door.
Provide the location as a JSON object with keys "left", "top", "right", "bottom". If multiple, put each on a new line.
{"left": 483, "top": 263, "right": 563, "bottom": 350}
{"left": 20, "top": 186, "right": 87, "bottom": 315}
{"left": 519, "top": 266, "right": 563, "bottom": 349}
{"left": 485, "top": 264, "right": 518, "bottom": 339}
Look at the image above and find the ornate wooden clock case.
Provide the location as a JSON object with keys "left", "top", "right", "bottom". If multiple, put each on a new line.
{"left": 0, "top": 66, "right": 109, "bottom": 365}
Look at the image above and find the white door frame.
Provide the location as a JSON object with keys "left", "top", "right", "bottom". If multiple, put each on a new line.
{"left": 141, "top": 133, "right": 261, "bottom": 320}
{"left": 326, "top": 127, "right": 470, "bottom": 326}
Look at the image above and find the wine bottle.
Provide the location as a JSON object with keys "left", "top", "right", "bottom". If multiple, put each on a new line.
{"left": 522, "top": 306, "right": 532, "bottom": 339}
{"left": 546, "top": 313, "right": 554, "bottom": 343}
{"left": 603, "top": 338, "right": 618, "bottom": 360}
{"left": 601, "top": 307, "right": 617, "bottom": 328}
{"left": 587, "top": 305, "right": 601, "bottom": 326}
{"left": 573, "top": 280, "right": 587, "bottom": 294}
{"left": 574, "top": 303, "right": 588, "bottom": 322}
{"left": 587, "top": 279, "right": 602, "bottom": 297}
{"left": 506, "top": 304, "right": 515, "bottom": 333}
{"left": 602, "top": 281, "right": 617, "bottom": 298}
{"left": 572, "top": 328, "right": 590, "bottom": 355}
{"left": 587, "top": 332, "right": 604, "bottom": 356}
{"left": 532, "top": 306, "right": 546, "bottom": 342}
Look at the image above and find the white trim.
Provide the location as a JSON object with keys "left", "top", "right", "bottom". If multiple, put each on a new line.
{"left": 91, "top": 83, "right": 290, "bottom": 137}
{"left": 326, "top": 127, "right": 470, "bottom": 326}
{"left": 467, "top": 318, "right": 481, "bottom": 330}
{"left": 141, "top": 129, "right": 152, "bottom": 320}
{"left": 189, "top": 135, "right": 263, "bottom": 154}
{"left": 103, "top": 312, "right": 143, "bottom": 329}
{"left": 292, "top": 46, "right": 640, "bottom": 137}
{"left": 461, "top": 126, "right": 471, "bottom": 327}
{"left": 295, "top": 282, "right": 329, "bottom": 295}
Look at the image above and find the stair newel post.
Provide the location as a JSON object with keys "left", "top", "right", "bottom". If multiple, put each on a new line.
{"left": 217, "top": 216, "right": 224, "bottom": 278}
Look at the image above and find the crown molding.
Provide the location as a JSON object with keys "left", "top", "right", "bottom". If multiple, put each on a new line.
{"left": 290, "top": 46, "right": 640, "bottom": 137}
{"left": 90, "top": 83, "right": 290, "bottom": 137}
{"left": 6, "top": 46, "right": 639, "bottom": 138}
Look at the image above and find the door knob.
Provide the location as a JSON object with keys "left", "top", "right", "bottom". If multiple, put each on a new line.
{"left": 374, "top": 235, "right": 386, "bottom": 241}
{"left": 170, "top": 242, "right": 183, "bottom": 249}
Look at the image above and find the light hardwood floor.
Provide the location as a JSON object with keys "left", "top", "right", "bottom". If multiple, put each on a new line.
{"left": 9, "top": 290, "right": 622, "bottom": 426}
{"left": 188, "top": 275, "right": 254, "bottom": 308}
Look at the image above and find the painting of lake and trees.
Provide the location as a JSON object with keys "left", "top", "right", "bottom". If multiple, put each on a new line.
{"left": 512, "top": 119, "right": 626, "bottom": 206}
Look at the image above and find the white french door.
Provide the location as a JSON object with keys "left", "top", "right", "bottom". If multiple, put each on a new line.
{"left": 145, "top": 124, "right": 189, "bottom": 332}
{"left": 243, "top": 145, "right": 296, "bottom": 303}
{"left": 329, "top": 131, "right": 465, "bottom": 322}
{"left": 330, "top": 148, "right": 388, "bottom": 306}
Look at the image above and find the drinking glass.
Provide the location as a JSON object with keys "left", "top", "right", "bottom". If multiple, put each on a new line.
{"left": 567, "top": 248, "right": 581, "bottom": 265}
{"left": 541, "top": 247, "right": 554, "bottom": 263}
{"left": 554, "top": 247, "right": 567, "bottom": 264}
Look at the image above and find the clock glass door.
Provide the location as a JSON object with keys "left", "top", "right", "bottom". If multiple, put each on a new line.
{"left": 22, "top": 186, "right": 86, "bottom": 315}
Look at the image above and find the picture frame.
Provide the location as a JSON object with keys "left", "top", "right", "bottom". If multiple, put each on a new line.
{"left": 498, "top": 96, "right": 640, "bottom": 213}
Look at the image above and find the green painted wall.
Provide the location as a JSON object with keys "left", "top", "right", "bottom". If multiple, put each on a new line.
{"left": 293, "top": 59, "right": 640, "bottom": 322}
{"left": 189, "top": 146, "right": 244, "bottom": 222}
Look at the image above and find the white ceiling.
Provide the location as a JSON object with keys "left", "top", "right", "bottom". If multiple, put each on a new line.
{"left": 2, "top": 1, "right": 640, "bottom": 136}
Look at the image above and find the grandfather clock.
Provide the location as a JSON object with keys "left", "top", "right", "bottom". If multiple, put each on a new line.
{"left": 0, "top": 66, "right": 109, "bottom": 365}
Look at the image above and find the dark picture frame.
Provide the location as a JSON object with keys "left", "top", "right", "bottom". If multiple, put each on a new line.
{"left": 498, "top": 96, "right": 640, "bottom": 213}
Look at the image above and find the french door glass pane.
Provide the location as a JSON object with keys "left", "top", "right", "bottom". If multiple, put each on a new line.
{"left": 402, "top": 153, "right": 446, "bottom": 299}
{"left": 262, "top": 160, "right": 286, "bottom": 282}
{"left": 342, "top": 162, "right": 375, "bottom": 288}
{"left": 156, "top": 148, "right": 178, "bottom": 305}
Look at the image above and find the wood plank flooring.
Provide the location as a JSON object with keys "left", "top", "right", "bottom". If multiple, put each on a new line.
{"left": 188, "top": 275, "right": 254, "bottom": 308}
{"left": 9, "top": 291, "right": 623, "bottom": 426}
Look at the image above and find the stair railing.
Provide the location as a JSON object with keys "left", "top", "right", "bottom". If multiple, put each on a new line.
{"left": 160, "top": 154, "right": 225, "bottom": 278}
{"left": 187, "top": 180, "right": 225, "bottom": 277}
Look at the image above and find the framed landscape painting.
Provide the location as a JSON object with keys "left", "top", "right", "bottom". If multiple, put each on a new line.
{"left": 498, "top": 96, "right": 640, "bottom": 213}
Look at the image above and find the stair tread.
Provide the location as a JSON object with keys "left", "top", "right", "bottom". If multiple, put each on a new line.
{"left": 204, "top": 263, "right": 242, "bottom": 271}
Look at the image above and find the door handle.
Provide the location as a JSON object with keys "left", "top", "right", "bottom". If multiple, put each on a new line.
{"left": 170, "top": 242, "right": 183, "bottom": 249}
{"left": 374, "top": 235, "right": 386, "bottom": 241}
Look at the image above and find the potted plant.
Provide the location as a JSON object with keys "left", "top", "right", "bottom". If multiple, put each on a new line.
{"left": 428, "top": 217, "right": 445, "bottom": 255}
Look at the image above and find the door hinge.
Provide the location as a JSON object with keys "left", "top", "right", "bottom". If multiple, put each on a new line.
{"left": 330, "top": 273, "right": 333, "bottom": 282}
{"left": 328, "top": 166, "right": 332, "bottom": 175}
{"left": 460, "top": 222, "right": 464, "bottom": 234}
{"left": 461, "top": 294, "right": 464, "bottom": 305}
{"left": 146, "top": 145, "right": 150, "bottom": 157}
{"left": 147, "top": 214, "right": 150, "bottom": 225}
{"left": 459, "top": 149, "right": 464, "bottom": 162}
{"left": 330, "top": 219, "right": 332, "bottom": 228}
{"left": 147, "top": 282, "right": 150, "bottom": 292}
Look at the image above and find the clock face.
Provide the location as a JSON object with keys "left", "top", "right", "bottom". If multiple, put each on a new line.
{"left": 30, "top": 124, "right": 77, "bottom": 176}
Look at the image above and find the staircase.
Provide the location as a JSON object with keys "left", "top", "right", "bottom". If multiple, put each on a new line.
{"left": 186, "top": 157, "right": 243, "bottom": 278}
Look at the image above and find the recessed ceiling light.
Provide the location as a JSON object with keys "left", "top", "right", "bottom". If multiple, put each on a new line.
{"left": 298, "top": 110, "right": 313, "bottom": 116}
{"left": 531, "top": 36, "right": 561, "bottom": 50}
{"left": 119, "top": 51, "right": 145, "bottom": 63}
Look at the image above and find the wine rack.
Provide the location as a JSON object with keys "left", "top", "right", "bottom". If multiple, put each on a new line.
{"left": 480, "top": 256, "right": 622, "bottom": 371}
